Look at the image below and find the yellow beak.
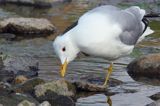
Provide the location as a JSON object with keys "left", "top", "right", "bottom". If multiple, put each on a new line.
{"left": 60, "top": 59, "right": 68, "bottom": 77}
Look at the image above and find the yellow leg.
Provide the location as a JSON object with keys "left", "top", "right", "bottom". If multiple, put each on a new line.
{"left": 103, "top": 63, "right": 113, "bottom": 86}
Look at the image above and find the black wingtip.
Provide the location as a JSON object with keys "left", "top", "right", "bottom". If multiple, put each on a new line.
{"left": 62, "top": 21, "right": 78, "bottom": 34}
{"left": 142, "top": 17, "right": 149, "bottom": 34}
{"left": 144, "top": 13, "right": 160, "bottom": 18}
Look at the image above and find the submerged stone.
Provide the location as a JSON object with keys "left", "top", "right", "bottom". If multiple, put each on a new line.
{"left": 146, "top": 100, "right": 160, "bottom": 106}
{"left": 150, "top": 92, "right": 160, "bottom": 101}
{"left": 3, "top": 56, "right": 39, "bottom": 78}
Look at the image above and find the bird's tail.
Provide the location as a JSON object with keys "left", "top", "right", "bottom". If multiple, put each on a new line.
{"left": 137, "top": 27, "right": 154, "bottom": 43}
{"left": 137, "top": 8, "right": 155, "bottom": 43}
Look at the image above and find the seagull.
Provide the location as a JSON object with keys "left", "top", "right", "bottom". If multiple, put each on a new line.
{"left": 53, "top": 5, "right": 154, "bottom": 86}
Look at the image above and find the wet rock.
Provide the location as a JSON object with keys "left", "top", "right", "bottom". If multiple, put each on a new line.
{"left": 0, "top": 69, "right": 14, "bottom": 82}
{"left": 18, "top": 100, "right": 36, "bottom": 106}
{"left": 0, "top": 0, "right": 72, "bottom": 7}
{"left": 0, "top": 55, "right": 3, "bottom": 70}
{"left": 146, "top": 100, "right": 160, "bottom": 106}
{"left": 14, "top": 75, "right": 28, "bottom": 84}
{"left": 39, "top": 101, "right": 51, "bottom": 106}
{"left": 3, "top": 56, "right": 39, "bottom": 78}
{"left": 0, "top": 93, "right": 39, "bottom": 106}
{"left": 73, "top": 76, "right": 123, "bottom": 92}
{"left": 0, "top": 18, "right": 55, "bottom": 35}
{"left": 34, "top": 79, "right": 76, "bottom": 97}
{"left": 150, "top": 92, "right": 160, "bottom": 101}
{"left": 35, "top": 91, "right": 75, "bottom": 106}
{"left": 34, "top": 79, "right": 76, "bottom": 106}
{"left": 74, "top": 81, "right": 106, "bottom": 92}
{"left": 127, "top": 53, "right": 160, "bottom": 79}
{"left": 14, "top": 77, "right": 45, "bottom": 94}
{"left": 0, "top": 33, "right": 16, "bottom": 40}
{"left": 81, "top": 75, "right": 122, "bottom": 85}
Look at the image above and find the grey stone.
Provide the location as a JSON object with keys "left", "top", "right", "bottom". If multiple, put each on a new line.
{"left": 34, "top": 79, "right": 76, "bottom": 97}
{"left": 39, "top": 101, "right": 51, "bottom": 106}
{"left": 0, "top": 93, "right": 39, "bottom": 106}
{"left": 3, "top": 56, "right": 39, "bottom": 77}
{"left": 17, "top": 100, "right": 36, "bottom": 106}
{"left": 34, "top": 79, "right": 76, "bottom": 106}
{"left": 0, "top": 18, "right": 55, "bottom": 35}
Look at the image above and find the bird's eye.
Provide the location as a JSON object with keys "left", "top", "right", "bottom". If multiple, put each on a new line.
{"left": 62, "top": 47, "right": 66, "bottom": 52}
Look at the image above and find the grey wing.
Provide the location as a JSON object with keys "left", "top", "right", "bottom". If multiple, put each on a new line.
{"left": 116, "top": 7, "right": 145, "bottom": 45}
{"left": 86, "top": 5, "right": 145, "bottom": 45}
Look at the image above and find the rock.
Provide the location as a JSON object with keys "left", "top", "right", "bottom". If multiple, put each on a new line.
{"left": 3, "top": 56, "right": 39, "bottom": 78}
{"left": 0, "top": 33, "right": 16, "bottom": 40}
{"left": 0, "top": 69, "right": 14, "bottom": 82}
{"left": 0, "top": 0, "right": 72, "bottom": 7}
{"left": 150, "top": 92, "right": 160, "bottom": 101}
{"left": 73, "top": 81, "right": 106, "bottom": 92}
{"left": 14, "top": 75, "right": 28, "bottom": 84}
{"left": 39, "top": 101, "right": 51, "bottom": 106}
{"left": 13, "top": 77, "right": 45, "bottom": 94}
{"left": 0, "top": 54, "right": 4, "bottom": 70}
{"left": 34, "top": 79, "right": 76, "bottom": 106}
{"left": 34, "top": 79, "right": 76, "bottom": 97}
{"left": 73, "top": 76, "right": 123, "bottom": 92}
{"left": 146, "top": 100, "right": 160, "bottom": 106}
{"left": 0, "top": 93, "right": 39, "bottom": 106}
{"left": 127, "top": 53, "right": 160, "bottom": 79}
{"left": 35, "top": 91, "right": 75, "bottom": 106}
{"left": 0, "top": 18, "right": 55, "bottom": 35}
{"left": 18, "top": 100, "right": 36, "bottom": 106}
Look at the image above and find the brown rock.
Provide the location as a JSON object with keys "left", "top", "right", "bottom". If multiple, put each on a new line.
{"left": 14, "top": 75, "right": 28, "bottom": 84}
{"left": 14, "top": 78, "right": 45, "bottom": 94}
{"left": 127, "top": 53, "right": 160, "bottom": 79}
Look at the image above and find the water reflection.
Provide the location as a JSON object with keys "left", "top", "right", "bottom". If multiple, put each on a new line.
{"left": 107, "top": 96, "right": 112, "bottom": 106}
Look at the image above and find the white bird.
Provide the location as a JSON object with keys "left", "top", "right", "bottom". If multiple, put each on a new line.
{"left": 53, "top": 5, "right": 154, "bottom": 86}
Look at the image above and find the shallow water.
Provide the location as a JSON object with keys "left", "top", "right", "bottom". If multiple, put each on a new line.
{"left": 0, "top": 1, "right": 160, "bottom": 106}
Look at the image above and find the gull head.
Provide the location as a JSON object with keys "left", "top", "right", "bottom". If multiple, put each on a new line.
{"left": 53, "top": 35, "right": 79, "bottom": 77}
